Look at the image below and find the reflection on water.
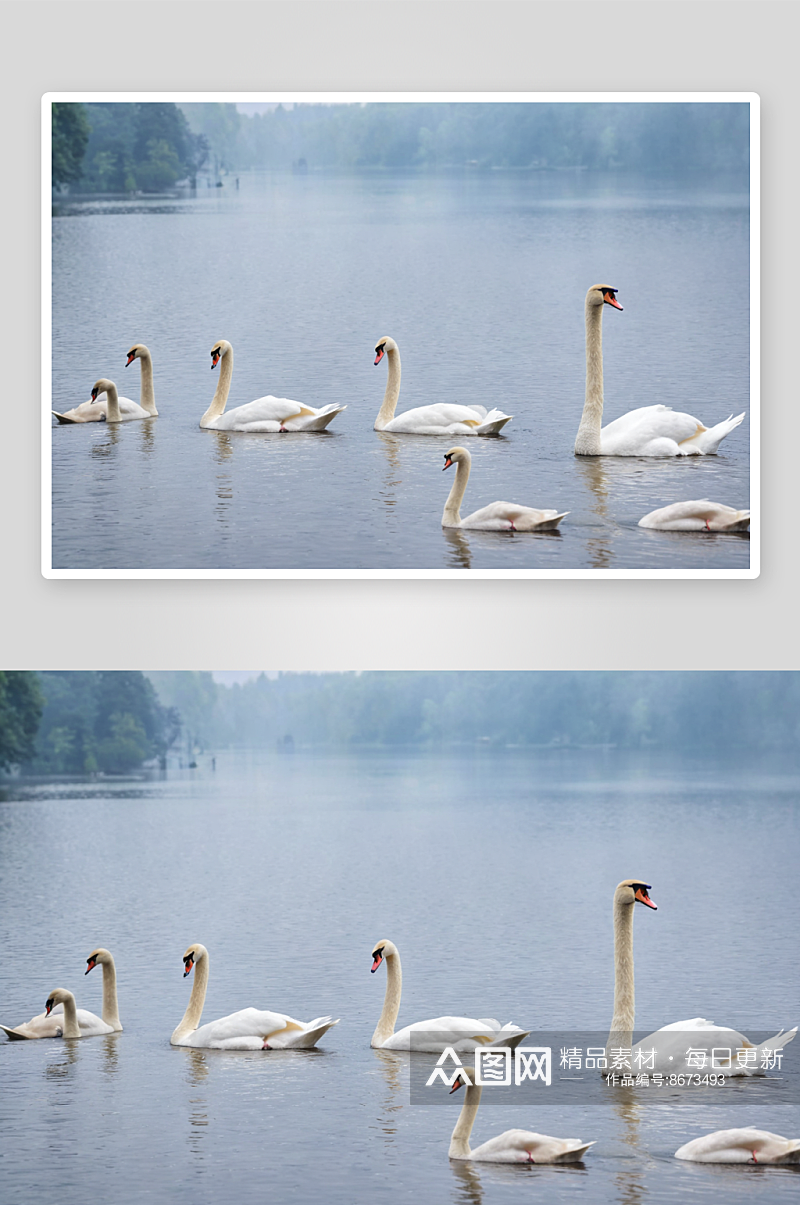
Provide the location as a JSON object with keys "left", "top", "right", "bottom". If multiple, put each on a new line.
{"left": 376, "top": 432, "right": 403, "bottom": 514}
{"left": 45, "top": 1041, "right": 80, "bottom": 1079}
{"left": 137, "top": 418, "right": 157, "bottom": 454}
{"left": 184, "top": 1050, "right": 210, "bottom": 1160}
{"left": 101, "top": 1031, "right": 122, "bottom": 1075}
{"left": 450, "top": 1159, "right": 484, "bottom": 1205}
{"left": 442, "top": 527, "right": 472, "bottom": 569}
{"left": 371, "top": 1048, "right": 405, "bottom": 1145}
{"left": 613, "top": 1091, "right": 647, "bottom": 1205}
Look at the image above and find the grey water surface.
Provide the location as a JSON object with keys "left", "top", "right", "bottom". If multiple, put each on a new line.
{"left": 1, "top": 748, "right": 796, "bottom": 1204}
{"left": 51, "top": 170, "right": 750, "bottom": 571}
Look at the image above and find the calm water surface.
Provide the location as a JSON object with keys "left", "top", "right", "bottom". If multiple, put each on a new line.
{"left": 1, "top": 749, "right": 795, "bottom": 1204}
{"left": 51, "top": 171, "right": 750, "bottom": 571}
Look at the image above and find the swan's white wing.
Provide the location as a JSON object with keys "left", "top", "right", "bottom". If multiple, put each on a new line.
{"left": 675, "top": 1128, "right": 800, "bottom": 1164}
{"left": 54, "top": 394, "right": 144, "bottom": 423}
{"left": 1, "top": 1003, "right": 112, "bottom": 1039}
{"left": 183, "top": 1007, "right": 338, "bottom": 1050}
{"left": 381, "top": 1015, "right": 508, "bottom": 1051}
{"left": 470, "top": 1130, "right": 594, "bottom": 1163}
{"left": 638, "top": 501, "right": 749, "bottom": 531}
{"left": 601, "top": 406, "right": 710, "bottom": 455}
{"left": 461, "top": 502, "right": 567, "bottom": 531}
{"left": 384, "top": 404, "right": 485, "bottom": 433}
{"left": 214, "top": 396, "right": 307, "bottom": 430}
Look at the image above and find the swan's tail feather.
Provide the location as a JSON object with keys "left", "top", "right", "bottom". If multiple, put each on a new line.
{"left": 487, "top": 1028, "right": 531, "bottom": 1051}
{"left": 776, "top": 1140, "right": 800, "bottom": 1163}
{"left": 283, "top": 1016, "right": 340, "bottom": 1049}
{"left": 52, "top": 411, "right": 83, "bottom": 424}
{"left": 554, "top": 1141, "right": 596, "bottom": 1162}
{"left": 1, "top": 1024, "right": 34, "bottom": 1040}
{"left": 477, "top": 409, "right": 512, "bottom": 436}
{"left": 300, "top": 405, "right": 347, "bottom": 431}
{"left": 757, "top": 1027, "right": 797, "bottom": 1055}
{"left": 689, "top": 412, "right": 745, "bottom": 455}
{"left": 719, "top": 510, "right": 750, "bottom": 531}
{"left": 535, "top": 511, "right": 569, "bottom": 531}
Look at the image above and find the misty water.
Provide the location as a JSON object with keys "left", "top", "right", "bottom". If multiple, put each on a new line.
{"left": 1, "top": 748, "right": 797, "bottom": 1205}
{"left": 51, "top": 170, "right": 750, "bottom": 572}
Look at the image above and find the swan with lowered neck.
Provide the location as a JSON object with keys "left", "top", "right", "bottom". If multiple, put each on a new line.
{"left": 638, "top": 500, "right": 750, "bottom": 531}
{"left": 53, "top": 345, "right": 158, "bottom": 423}
{"left": 200, "top": 341, "right": 346, "bottom": 432}
{"left": 448, "top": 1065, "right": 595, "bottom": 1162}
{"left": 675, "top": 1128, "right": 800, "bottom": 1164}
{"left": 441, "top": 447, "right": 567, "bottom": 531}
{"left": 2, "top": 983, "right": 116, "bottom": 1041}
{"left": 373, "top": 338, "right": 512, "bottom": 436}
{"left": 370, "top": 939, "right": 527, "bottom": 1052}
{"left": 607, "top": 880, "right": 796, "bottom": 1074}
{"left": 170, "top": 943, "right": 339, "bottom": 1049}
{"left": 574, "top": 286, "right": 745, "bottom": 457}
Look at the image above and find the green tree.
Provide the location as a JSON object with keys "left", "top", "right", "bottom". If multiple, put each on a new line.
{"left": 51, "top": 102, "right": 90, "bottom": 187}
{"left": 0, "top": 672, "right": 44, "bottom": 769}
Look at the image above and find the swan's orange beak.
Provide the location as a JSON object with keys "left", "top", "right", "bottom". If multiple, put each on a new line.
{"left": 603, "top": 290, "right": 623, "bottom": 310}
{"left": 371, "top": 954, "right": 383, "bottom": 972}
{"left": 450, "top": 1076, "right": 466, "bottom": 1094}
{"left": 91, "top": 388, "right": 99, "bottom": 401}
{"left": 635, "top": 886, "right": 657, "bottom": 909}
{"left": 85, "top": 958, "right": 97, "bottom": 975}
{"left": 374, "top": 349, "right": 384, "bottom": 366}
{"left": 184, "top": 959, "right": 194, "bottom": 977}
{"left": 126, "top": 352, "right": 136, "bottom": 366}
{"left": 211, "top": 354, "right": 220, "bottom": 369}
{"left": 443, "top": 456, "right": 454, "bottom": 471}
{"left": 45, "top": 1002, "right": 53, "bottom": 1016}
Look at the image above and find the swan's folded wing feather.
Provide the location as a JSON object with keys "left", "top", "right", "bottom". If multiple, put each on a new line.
{"left": 224, "top": 396, "right": 305, "bottom": 425}
{"left": 384, "top": 1015, "right": 504, "bottom": 1050}
{"left": 602, "top": 406, "right": 709, "bottom": 452}
{"left": 470, "top": 1130, "right": 593, "bottom": 1163}
{"left": 187, "top": 1007, "right": 293, "bottom": 1046}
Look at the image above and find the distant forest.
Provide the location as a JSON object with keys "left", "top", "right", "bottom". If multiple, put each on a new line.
{"left": 5, "top": 672, "right": 796, "bottom": 778}
{"left": 52, "top": 100, "right": 750, "bottom": 193}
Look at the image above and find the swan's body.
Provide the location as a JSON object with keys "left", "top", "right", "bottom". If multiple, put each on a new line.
{"left": 1, "top": 947, "right": 122, "bottom": 1040}
{"left": 170, "top": 943, "right": 339, "bottom": 1050}
{"left": 608, "top": 880, "right": 796, "bottom": 1076}
{"left": 370, "top": 939, "right": 527, "bottom": 1052}
{"left": 574, "top": 286, "right": 745, "bottom": 457}
{"left": 448, "top": 1068, "right": 594, "bottom": 1162}
{"left": 53, "top": 345, "right": 158, "bottom": 424}
{"left": 441, "top": 447, "right": 567, "bottom": 531}
{"left": 638, "top": 501, "right": 750, "bottom": 531}
{"left": 2, "top": 988, "right": 114, "bottom": 1040}
{"left": 675, "top": 1128, "right": 800, "bottom": 1164}
{"left": 373, "top": 338, "right": 512, "bottom": 436}
{"left": 200, "top": 341, "right": 346, "bottom": 432}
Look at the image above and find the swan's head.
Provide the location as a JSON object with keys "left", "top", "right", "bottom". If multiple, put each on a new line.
{"left": 91, "top": 378, "right": 114, "bottom": 401}
{"left": 615, "top": 879, "right": 657, "bottom": 910}
{"left": 371, "top": 939, "right": 398, "bottom": 972}
{"left": 587, "top": 284, "right": 623, "bottom": 311}
{"left": 210, "top": 341, "right": 232, "bottom": 370}
{"left": 443, "top": 446, "right": 471, "bottom": 471}
{"left": 374, "top": 337, "right": 398, "bottom": 366}
{"left": 125, "top": 344, "right": 148, "bottom": 367}
{"left": 45, "top": 989, "right": 74, "bottom": 1015}
{"left": 449, "top": 1065, "right": 475, "bottom": 1093}
{"left": 182, "top": 943, "right": 208, "bottom": 977}
{"left": 85, "top": 948, "right": 112, "bottom": 975}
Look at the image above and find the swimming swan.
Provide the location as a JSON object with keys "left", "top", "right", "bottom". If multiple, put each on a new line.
{"left": 607, "top": 880, "right": 796, "bottom": 1074}
{"left": 638, "top": 501, "right": 750, "bottom": 531}
{"left": 170, "top": 943, "right": 339, "bottom": 1049}
{"left": 370, "top": 939, "right": 527, "bottom": 1052}
{"left": 448, "top": 1065, "right": 595, "bottom": 1162}
{"left": 441, "top": 447, "right": 567, "bottom": 531}
{"left": 53, "top": 344, "right": 158, "bottom": 423}
{"left": 675, "top": 1128, "right": 800, "bottom": 1163}
{"left": 200, "top": 341, "right": 346, "bottom": 432}
{"left": 574, "top": 286, "right": 745, "bottom": 456}
{"left": 373, "top": 337, "right": 512, "bottom": 436}
{"left": 1, "top": 986, "right": 116, "bottom": 1040}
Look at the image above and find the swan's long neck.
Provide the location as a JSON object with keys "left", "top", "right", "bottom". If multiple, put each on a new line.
{"left": 442, "top": 459, "right": 470, "bottom": 527}
{"left": 574, "top": 299, "right": 604, "bottom": 455}
{"left": 172, "top": 954, "right": 209, "bottom": 1042}
{"left": 100, "top": 959, "right": 122, "bottom": 1030}
{"left": 201, "top": 350, "right": 233, "bottom": 425}
{"left": 105, "top": 383, "right": 121, "bottom": 423}
{"left": 449, "top": 1082, "right": 482, "bottom": 1159}
{"left": 60, "top": 993, "right": 81, "bottom": 1039}
{"left": 608, "top": 899, "right": 635, "bottom": 1052}
{"left": 372, "top": 951, "right": 402, "bottom": 1046}
{"left": 375, "top": 347, "right": 401, "bottom": 430}
{"left": 138, "top": 351, "right": 157, "bottom": 416}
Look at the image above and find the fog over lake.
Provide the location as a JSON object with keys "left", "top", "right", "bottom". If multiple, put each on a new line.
{"left": 51, "top": 169, "right": 750, "bottom": 571}
{"left": 1, "top": 748, "right": 796, "bottom": 1204}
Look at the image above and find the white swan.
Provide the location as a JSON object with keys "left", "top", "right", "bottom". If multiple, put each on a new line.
{"left": 53, "top": 344, "right": 158, "bottom": 423}
{"left": 373, "top": 337, "right": 512, "bottom": 436}
{"left": 170, "top": 943, "right": 339, "bottom": 1050}
{"left": 638, "top": 501, "right": 750, "bottom": 531}
{"left": 441, "top": 447, "right": 567, "bottom": 531}
{"left": 675, "top": 1128, "right": 800, "bottom": 1164}
{"left": 370, "top": 939, "right": 527, "bottom": 1052}
{"left": 448, "top": 1065, "right": 595, "bottom": 1162}
{"left": 84, "top": 947, "right": 123, "bottom": 1031}
{"left": 200, "top": 341, "right": 346, "bottom": 432}
{"left": 607, "top": 880, "right": 796, "bottom": 1075}
{"left": 1, "top": 987, "right": 115, "bottom": 1040}
{"left": 574, "top": 286, "right": 745, "bottom": 457}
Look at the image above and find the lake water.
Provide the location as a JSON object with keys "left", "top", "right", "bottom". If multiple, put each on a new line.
{"left": 50, "top": 170, "right": 751, "bottom": 572}
{"left": 1, "top": 748, "right": 796, "bottom": 1204}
